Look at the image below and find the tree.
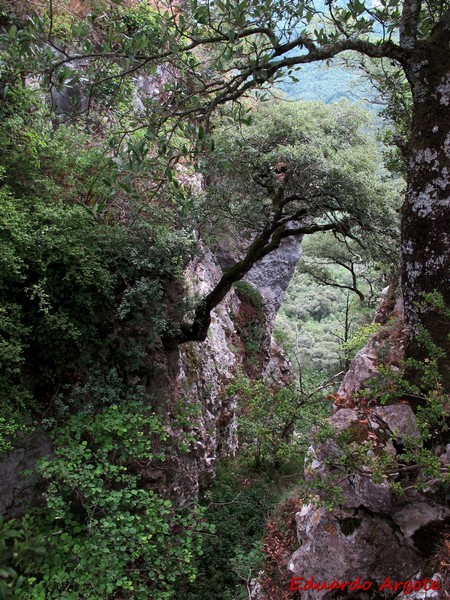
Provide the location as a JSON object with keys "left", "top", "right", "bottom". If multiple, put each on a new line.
{"left": 171, "top": 99, "right": 396, "bottom": 345}
{"left": 2, "top": 0, "right": 450, "bottom": 379}
{"left": 298, "top": 229, "right": 398, "bottom": 305}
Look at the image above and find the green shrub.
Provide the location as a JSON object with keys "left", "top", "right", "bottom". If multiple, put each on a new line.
{"left": 0, "top": 515, "right": 47, "bottom": 599}
{"left": 0, "top": 192, "right": 117, "bottom": 402}
{"left": 117, "top": 1, "right": 163, "bottom": 45}
{"left": 228, "top": 375, "right": 331, "bottom": 472}
{"left": 341, "top": 322, "right": 381, "bottom": 361}
{"left": 233, "top": 281, "right": 264, "bottom": 313}
{"left": 183, "top": 464, "right": 277, "bottom": 600}
{"left": 19, "top": 394, "right": 208, "bottom": 599}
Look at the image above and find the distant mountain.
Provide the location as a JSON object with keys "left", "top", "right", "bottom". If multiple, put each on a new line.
{"left": 279, "top": 60, "right": 373, "bottom": 104}
{"left": 275, "top": 0, "right": 379, "bottom": 107}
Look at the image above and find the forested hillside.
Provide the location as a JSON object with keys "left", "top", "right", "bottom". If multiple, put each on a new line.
{"left": 0, "top": 1, "right": 449, "bottom": 599}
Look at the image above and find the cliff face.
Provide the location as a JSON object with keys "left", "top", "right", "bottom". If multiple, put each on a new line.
{"left": 145, "top": 240, "right": 299, "bottom": 502}
{"left": 0, "top": 238, "right": 301, "bottom": 516}
{"left": 244, "top": 233, "right": 303, "bottom": 331}
{"left": 216, "top": 228, "right": 303, "bottom": 332}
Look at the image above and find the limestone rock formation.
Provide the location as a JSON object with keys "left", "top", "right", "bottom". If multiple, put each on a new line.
{"left": 216, "top": 228, "right": 303, "bottom": 331}
{"left": 285, "top": 294, "right": 450, "bottom": 599}
{"left": 147, "top": 242, "right": 297, "bottom": 502}
{"left": 338, "top": 293, "right": 404, "bottom": 400}
{"left": 244, "top": 233, "right": 303, "bottom": 330}
{"left": 289, "top": 504, "right": 423, "bottom": 600}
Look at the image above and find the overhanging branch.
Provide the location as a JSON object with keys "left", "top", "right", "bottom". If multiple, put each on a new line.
{"left": 166, "top": 217, "right": 355, "bottom": 347}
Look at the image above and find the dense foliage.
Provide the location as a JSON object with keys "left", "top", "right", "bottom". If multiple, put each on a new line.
{"left": 0, "top": 82, "right": 195, "bottom": 424}
{"left": 0, "top": 78, "right": 203, "bottom": 598}
{"left": 1, "top": 0, "right": 449, "bottom": 598}
{"left": 183, "top": 465, "right": 279, "bottom": 600}
{"left": 1, "top": 395, "right": 210, "bottom": 599}
{"left": 227, "top": 375, "right": 331, "bottom": 471}
{"left": 203, "top": 99, "right": 398, "bottom": 245}
{"left": 29, "top": 398, "right": 208, "bottom": 599}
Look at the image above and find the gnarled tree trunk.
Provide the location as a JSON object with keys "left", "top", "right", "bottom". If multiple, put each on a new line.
{"left": 401, "top": 20, "right": 450, "bottom": 384}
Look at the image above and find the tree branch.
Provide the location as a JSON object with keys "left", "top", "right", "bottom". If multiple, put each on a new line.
{"left": 167, "top": 217, "right": 355, "bottom": 347}
{"left": 306, "top": 270, "right": 366, "bottom": 302}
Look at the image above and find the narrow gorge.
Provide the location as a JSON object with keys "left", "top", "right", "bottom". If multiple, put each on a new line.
{"left": 0, "top": 1, "right": 449, "bottom": 599}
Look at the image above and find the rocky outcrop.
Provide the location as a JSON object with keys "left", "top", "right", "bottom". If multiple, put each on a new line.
{"left": 291, "top": 398, "right": 449, "bottom": 599}
{"left": 290, "top": 504, "right": 424, "bottom": 599}
{"left": 244, "top": 233, "right": 303, "bottom": 330}
{"left": 338, "top": 293, "right": 404, "bottom": 400}
{"left": 145, "top": 242, "right": 298, "bottom": 502}
{"left": 216, "top": 230, "right": 303, "bottom": 330}
{"left": 284, "top": 293, "right": 450, "bottom": 599}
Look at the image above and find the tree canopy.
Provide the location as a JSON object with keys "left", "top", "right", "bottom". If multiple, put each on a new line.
{"left": 171, "top": 98, "right": 399, "bottom": 344}
{"left": 2, "top": 0, "right": 447, "bottom": 373}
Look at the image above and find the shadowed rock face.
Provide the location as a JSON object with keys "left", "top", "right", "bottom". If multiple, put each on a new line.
{"left": 215, "top": 229, "right": 303, "bottom": 330}
{"left": 0, "top": 431, "right": 52, "bottom": 519}
{"left": 244, "top": 233, "right": 303, "bottom": 330}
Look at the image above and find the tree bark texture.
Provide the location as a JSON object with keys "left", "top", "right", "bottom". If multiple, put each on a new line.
{"left": 401, "top": 19, "right": 450, "bottom": 381}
